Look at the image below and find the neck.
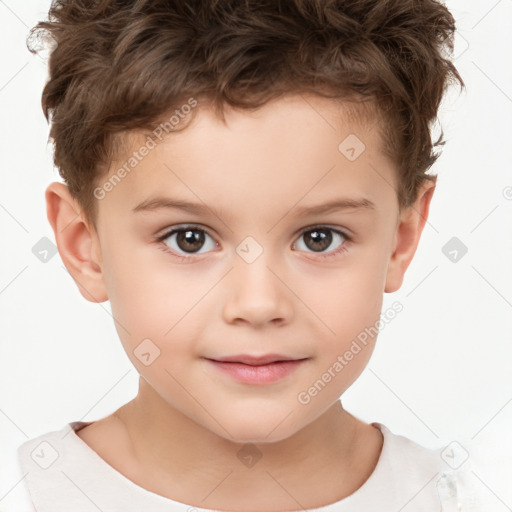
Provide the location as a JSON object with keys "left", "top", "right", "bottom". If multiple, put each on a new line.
{"left": 112, "top": 377, "right": 382, "bottom": 511}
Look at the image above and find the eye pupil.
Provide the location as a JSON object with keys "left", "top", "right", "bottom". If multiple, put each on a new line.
{"left": 177, "top": 229, "right": 205, "bottom": 253}
{"left": 304, "top": 229, "right": 332, "bottom": 252}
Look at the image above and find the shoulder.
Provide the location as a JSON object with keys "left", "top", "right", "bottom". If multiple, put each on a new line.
{"left": 17, "top": 422, "right": 81, "bottom": 469}
{"left": 374, "top": 422, "right": 442, "bottom": 469}
{"left": 370, "top": 422, "right": 483, "bottom": 512}
{"left": 17, "top": 414, "right": 135, "bottom": 474}
{"left": 15, "top": 422, "right": 88, "bottom": 512}
{"left": 15, "top": 416, "right": 143, "bottom": 512}
{"left": 15, "top": 420, "right": 117, "bottom": 511}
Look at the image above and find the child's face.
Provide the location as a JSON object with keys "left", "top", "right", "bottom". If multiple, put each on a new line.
{"left": 64, "top": 94, "right": 428, "bottom": 443}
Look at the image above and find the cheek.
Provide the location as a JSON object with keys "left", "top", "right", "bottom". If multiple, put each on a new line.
{"left": 307, "top": 251, "right": 387, "bottom": 374}
{"left": 103, "top": 233, "right": 198, "bottom": 326}
{"left": 313, "top": 255, "right": 387, "bottom": 329}
{"left": 100, "top": 244, "right": 198, "bottom": 361}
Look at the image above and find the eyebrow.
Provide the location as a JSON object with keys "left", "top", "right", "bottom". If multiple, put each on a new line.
{"left": 132, "top": 196, "right": 375, "bottom": 218}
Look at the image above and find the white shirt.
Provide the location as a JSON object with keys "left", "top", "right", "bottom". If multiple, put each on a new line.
{"left": 12, "top": 421, "right": 481, "bottom": 511}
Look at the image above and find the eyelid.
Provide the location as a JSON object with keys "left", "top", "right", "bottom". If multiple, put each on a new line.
{"left": 296, "top": 223, "right": 352, "bottom": 239}
{"left": 155, "top": 223, "right": 215, "bottom": 241}
{"left": 155, "top": 223, "right": 352, "bottom": 242}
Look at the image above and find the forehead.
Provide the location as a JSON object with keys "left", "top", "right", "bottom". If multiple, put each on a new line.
{"left": 99, "top": 94, "right": 396, "bottom": 222}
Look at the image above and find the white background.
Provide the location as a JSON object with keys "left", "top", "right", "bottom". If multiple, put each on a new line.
{"left": 1, "top": 0, "right": 511, "bottom": 510}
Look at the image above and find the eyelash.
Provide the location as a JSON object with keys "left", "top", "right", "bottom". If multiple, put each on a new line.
{"left": 155, "top": 224, "right": 352, "bottom": 262}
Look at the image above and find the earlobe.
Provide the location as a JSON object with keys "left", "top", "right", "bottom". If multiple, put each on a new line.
{"left": 45, "top": 182, "right": 108, "bottom": 303}
{"left": 384, "top": 180, "right": 436, "bottom": 293}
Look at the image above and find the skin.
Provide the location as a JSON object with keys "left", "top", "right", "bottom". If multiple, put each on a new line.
{"left": 45, "top": 93, "right": 434, "bottom": 511}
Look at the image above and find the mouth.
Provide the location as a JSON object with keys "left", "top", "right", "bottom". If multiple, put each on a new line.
{"left": 210, "top": 353, "right": 306, "bottom": 365}
{"left": 203, "top": 354, "right": 309, "bottom": 385}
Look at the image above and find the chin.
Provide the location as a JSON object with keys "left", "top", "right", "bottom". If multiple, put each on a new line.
{"left": 210, "top": 410, "right": 303, "bottom": 445}
{"left": 225, "top": 427, "right": 296, "bottom": 445}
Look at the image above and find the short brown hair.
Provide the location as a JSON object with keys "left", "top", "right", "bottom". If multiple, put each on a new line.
{"left": 27, "top": 0, "right": 464, "bottom": 228}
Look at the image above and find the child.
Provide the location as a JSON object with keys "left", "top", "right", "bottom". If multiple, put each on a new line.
{"left": 16, "top": 0, "right": 480, "bottom": 510}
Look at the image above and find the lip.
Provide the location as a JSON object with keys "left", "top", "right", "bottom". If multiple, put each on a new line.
{"left": 211, "top": 353, "right": 304, "bottom": 365}
{"left": 204, "top": 354, "right": 308, "bottom": 385}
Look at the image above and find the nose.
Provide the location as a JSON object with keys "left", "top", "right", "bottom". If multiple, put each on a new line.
{"left": 222, "top": 251, "right": 293, "bottom": 327}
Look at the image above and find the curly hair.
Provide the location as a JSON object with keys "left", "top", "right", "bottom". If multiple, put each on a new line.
{"left": 27, "top": 0, "right": 464, "bottom": 228}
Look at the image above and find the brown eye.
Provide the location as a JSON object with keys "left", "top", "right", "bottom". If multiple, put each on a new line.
{"left": 158, "top": 225, "right": 217, "bottom": 256}
{"left": 302, "top": 228, "right": 333, "bottom": 252}
{"left": 294, "top": 226, "right": 349, "bottom": 257}
{"left": 175, "top": 229, "right": 205, "bottom": 253}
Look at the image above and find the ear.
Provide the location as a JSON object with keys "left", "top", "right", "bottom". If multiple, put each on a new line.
{"left": 385, "top": 179, "right": 436, "bottom": 293}
{"left": 45, "top": 182, "right": 108, "bottom": 303}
